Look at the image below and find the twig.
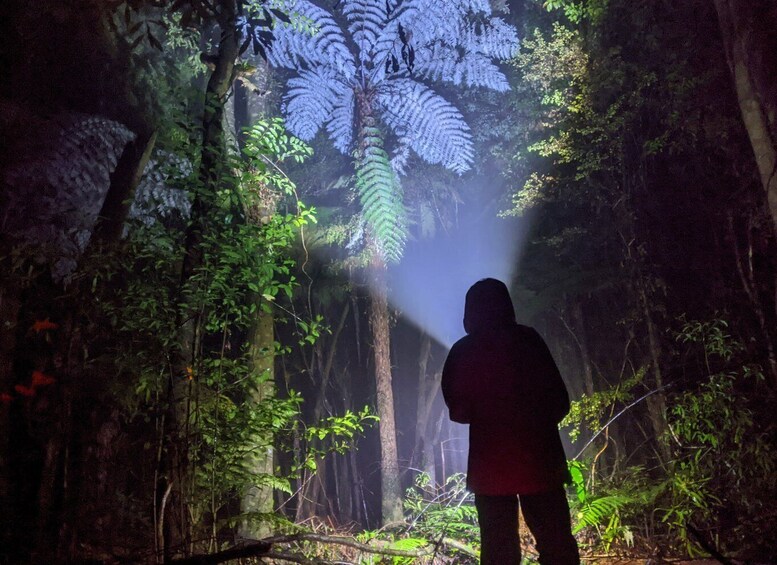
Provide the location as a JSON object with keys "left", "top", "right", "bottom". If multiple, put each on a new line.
{"left": 573, "top": 383, "right": 672, "bottom": 460}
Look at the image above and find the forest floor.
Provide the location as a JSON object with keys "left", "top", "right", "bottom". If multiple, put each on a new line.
{"left": 581, "top": 555, "right": 720, "bottom": 565}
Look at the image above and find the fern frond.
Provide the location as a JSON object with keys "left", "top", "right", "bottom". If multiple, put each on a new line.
{"left": 356, "top": 126, "right": 407, "bottom": 261}
{"left": 412, "top": 46, "right": 510, "bottom": 91}
{"left": 283, "top": 69, "right": 346, "bottom": 141}
{"left": 377, "top": 79, "right": 473, "bottom": 173}
{"left": 266, "top": 0, "right": 355, "bottom": 77}
{"left": 341, "top": 0, "right": 396, "bottom": 63}
{"left": 397, "top": 0, "right": 464, "bottom": 48}
{"left": 573, "top": 494, "right": 634, "bottom": 533}
{"left": 461, "top": 17, "right": 519, "bottom": 60}
{"left": 325, "top": 87, "right": 356, "bottom": 153}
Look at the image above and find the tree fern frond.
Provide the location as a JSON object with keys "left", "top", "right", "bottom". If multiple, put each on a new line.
{"left": 377, "top": 79, "right": 474, "bottom": 173}
{"left": 342, "top": 0, "right": 395, "bottom": 63}
{"left": 390, "top": 137, "right": 411, "bottom": 175}
{"left": 413, "top": 45, "right": 510, "bottom": 91}
{"left": 266, "top": 0, "right": 355, "bottom": 77}
{"left": 457, "top": 52, "right": 511, "bottom": 91}
{"left": 356, "top": 126, "right": 407, "bottom": 261}
{"left": 283, "top": 69, "right": 345, "bottom": 141}
{"left": 397, "top": 0, "right": 463, "bottom": 47}
{"left": 461, "top": 17, "right": 519, "bottom": 60}
{"left": 454, "top": 0, "right": 492, "bottom": 13}
{"left": 325, "top": 87, "right": 356, "bottom": 153}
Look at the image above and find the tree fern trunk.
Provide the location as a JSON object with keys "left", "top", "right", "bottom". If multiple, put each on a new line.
{"left": 367, "top": 247, "right": 403, "bottom": 525}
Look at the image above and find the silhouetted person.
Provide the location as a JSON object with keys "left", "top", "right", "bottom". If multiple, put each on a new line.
{"left": 442, "top": 278, "right": 579, "bottom": 565}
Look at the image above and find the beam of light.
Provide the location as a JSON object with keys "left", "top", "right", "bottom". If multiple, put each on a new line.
{"left": 388, "top": 209, "right": 532, "bottom": 349}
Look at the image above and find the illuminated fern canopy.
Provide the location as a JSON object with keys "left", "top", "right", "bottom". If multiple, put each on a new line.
{"left": 266, "top": 0, "right": 519, "bottom": 260}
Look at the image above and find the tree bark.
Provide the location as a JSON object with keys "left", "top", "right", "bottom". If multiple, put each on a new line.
{"left": 240, "top": 306, "right": 275, "bottom": 539}
{"left": 713, "top": 0, "right": 777, "bottom": 233}
{"left": 411, "top": 334, "right": 440, "bottom": 481}
{"left": 91, "top": 128, "right": 157, "bottom": 247}
{"left": 367, "top": 250, "right": 403, "bottom": 525}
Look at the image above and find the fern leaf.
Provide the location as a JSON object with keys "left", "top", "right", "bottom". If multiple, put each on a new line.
{"left": 397, "top": 0, "right": 463, "bottom": 47}
{"left": 574, "top": 494, "right": 634, "bottom": 533}
{"left": 266, "top": 0, "right": 355, "bottom": 77}
{"left": 356, "top": 126, "right": 407, "bottom": 261}
{"left": 325, "top": 87, "right": 356, "bottom": 153}
{"left": 283, "top": 69, "right": 345, "bottom": 141}
{"left": 341, "top": 0, "right": 396, "bottom": 63}
{"left": 377, "top": 79, "right": 473, "bottom": 173}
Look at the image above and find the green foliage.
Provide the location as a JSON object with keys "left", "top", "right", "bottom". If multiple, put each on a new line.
{"left": 352, "top": 473, "right": 479, "bottom": 563}
{"left": 355, "top": 125, "right": 407, "bottom": 262}
{"left": 301, "top": 406, "right": 378, "bottom": 464}
{"left": 659, "top": 317, "right": 777, "bottom": 556}
{"left": 401, "top": 473, "right": 479, "bottom": 561}
{"left": 567, "top": 461, "right": 641, "bottom": 549}
{"left": 90, "top": 116, "right": 378, "bottom": 546}
{"left": 562, "top": 368, "right": 644, "bottom": 442}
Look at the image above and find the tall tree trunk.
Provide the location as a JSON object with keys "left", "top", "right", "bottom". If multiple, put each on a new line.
{"left": 713, "top": 0, "right": 777, "bottom": 233}
{"left": 182, "top": 1, "right": 240, "bottom": 281}
{"left": 727, "top": 213, "right": 777, "bottom": 386}
{"left": 411, "top": 334, "right": 440, "bottom": 481}
{"left": 240, "top": 306, "right": 275, "bottom": 539}
{"left": 367, "top": 249, "right": 403, "bottom": 524}
{"left": 561, "top": 298, "right": 596, "bottom": 396}
{"left": 161, "top": 3, "right": 241, "bottom": 557}
{"left": 641, "top": 296, "right": 670, "bottom": 463}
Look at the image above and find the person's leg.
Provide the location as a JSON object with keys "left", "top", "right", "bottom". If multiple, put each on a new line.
{"left": 474, "top": 494, "right": 521, "bottom": 565}
{"left": 520, "top": 486, "right": 579, "bottom": 565}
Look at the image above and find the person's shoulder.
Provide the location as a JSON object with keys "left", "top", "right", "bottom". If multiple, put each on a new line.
{"left": 513, "top": 324, "right": 546, "bottom": 345}
{"left": 449, "top": 334, "right": 476, "bottom": 351}
{"left": 514, "top": 324, "right": 539, "bottom": 337}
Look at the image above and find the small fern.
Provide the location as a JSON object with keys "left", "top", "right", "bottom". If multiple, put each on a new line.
{"left": 573, "top": 494, "right": 634, "bottom": 533}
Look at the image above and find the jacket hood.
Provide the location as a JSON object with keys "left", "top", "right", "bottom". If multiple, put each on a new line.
{"left": 463, "top": 278, "right": 516, "bottom": 334}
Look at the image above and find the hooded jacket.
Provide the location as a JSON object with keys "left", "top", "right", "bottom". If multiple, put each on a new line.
{"left": 441, "top": 279, "right": 571, "bottom": 495}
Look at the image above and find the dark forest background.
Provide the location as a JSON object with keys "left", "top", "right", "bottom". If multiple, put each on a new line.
{"left": 1, "top": 0, "right": 777, "bottom": 563}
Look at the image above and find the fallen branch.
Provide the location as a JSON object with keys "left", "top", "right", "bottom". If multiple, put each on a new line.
{"left": 168, "top": 541, "right": 271, "bottom": 565}
{"left": 167, "top": 531, "right": 478, "bottom": 564}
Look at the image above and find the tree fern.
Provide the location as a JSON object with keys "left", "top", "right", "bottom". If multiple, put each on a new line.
{"left": 356, "top": 125, "right": 407, "bottom": 261}
{"left": 266, "top": 0, "right": 518, "bottom": 260}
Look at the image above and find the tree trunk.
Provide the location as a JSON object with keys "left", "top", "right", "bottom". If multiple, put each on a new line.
{"left": 713, "top": 0, "right": 777, "bottom": 233}
{"left": 411, "top": 334, "right": 440, "bottom": 482}
{"left": 91, "top": 129, "right": 157, "bottom": 247}
{"left": 161, "top": 3, "right": 241, "bottom": 556}
{"left": 727, "top": 212, "right": 777, "bottom": 386}
{"left": 571, "top": 300, "right": 595, "bottom": 396}
{"left": 240, "top": 306, "right": 275, "bottom": 539}
{"left": 182, "top": 0, "right": 240, "bottom": 281}
{"left": 367, "top": 250, "right": 403, "bottom": 525}
{"left": 295, "top": 302, "right": 351, "bottom": 522}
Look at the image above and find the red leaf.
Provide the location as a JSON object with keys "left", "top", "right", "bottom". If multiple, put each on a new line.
{"left": 31, "top": 318, "right": 59, "bottom": 332}
{"left": 0, "top": 393, "right": 12, "bottom": 404}
{"left": 14, "top": 385, "right": 35, "bottom": 397}
{"left": 31, "top": 371, "right": 56, "bottom": 388}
